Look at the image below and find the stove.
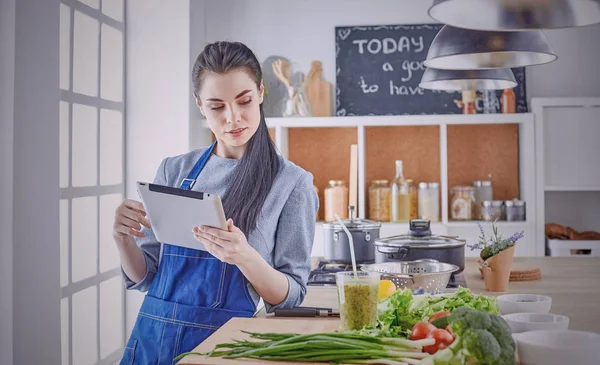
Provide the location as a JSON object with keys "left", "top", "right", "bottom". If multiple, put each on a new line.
{"left": 307, "top": 260, "right": 468, "bottom": 289}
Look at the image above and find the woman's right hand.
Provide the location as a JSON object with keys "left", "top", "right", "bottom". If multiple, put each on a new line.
{"left": 113, "top": 199, "right": 152, "bottom": 244}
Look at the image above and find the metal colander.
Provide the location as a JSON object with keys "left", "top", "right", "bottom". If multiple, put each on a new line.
{"left": 360, "top": 259, "right": 459, "bottom": 295}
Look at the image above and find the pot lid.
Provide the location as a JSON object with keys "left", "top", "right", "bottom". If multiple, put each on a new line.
{"left": 374, "top": 219, "right": 465, "bottom": 248}
{"left": 323, "top": 206, "right": 382, "bottom": 230}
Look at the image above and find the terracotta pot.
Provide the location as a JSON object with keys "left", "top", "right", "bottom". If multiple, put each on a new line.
{"left": 479, "top": 245, "right": 516, "bottom": 292}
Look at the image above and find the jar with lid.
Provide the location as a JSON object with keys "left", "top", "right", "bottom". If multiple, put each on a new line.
{"left": 324, "top": 180, "right": 348, "bottom": 222}
{"left": 451, "top": 186, "right": 475, "bottom": 221}
{"left": 505, "top": 199, "right": 526, "bottom": 221}
{"left": 472, "top": 181, "right": 493, "bottom": 220}
{"left": 368, "top": 180, "right": 390, "bottom": 222}
{"left": 481, "top": 200, "right": 505, "bottom": 221}
{"left": 418, "top": 182, "right": 440, "bottom": 222}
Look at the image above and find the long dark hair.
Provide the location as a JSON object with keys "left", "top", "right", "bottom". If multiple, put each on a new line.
{"left": 192, "top": 41, "right": 280, "bottom": 235}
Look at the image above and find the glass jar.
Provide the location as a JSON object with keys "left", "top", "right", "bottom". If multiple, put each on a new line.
{"left": 324, "top": 180, "right": 348, "bottom": 222}
{"left": 408, "top": 179, "right": 418, "bottom": 220}
{"left": 451, "top": 186, "right": 475, "bottom": 221}
{"left": 418, "top": 182, "right": 440, "bottom": 222}
{"left": 505, "top": 199, "right": 526, "bottom": 221}
{"left": 336, "top": 271, "right": 380, "bottom": 331}
{"left": 368, "top": 180, "right": 390, "bottom": 222}
{"left": 481, "top": 200, "right": 505, "bottom": 221}
{"left": 472, "top": 181, "right": 493, "bottom": 220}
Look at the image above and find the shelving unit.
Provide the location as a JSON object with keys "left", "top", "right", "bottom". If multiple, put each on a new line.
{"left": 196, "top": 112, "right": 538, "bottom": 257}
{"left": 533, "top": 97, "right": 600, "bottom": 257}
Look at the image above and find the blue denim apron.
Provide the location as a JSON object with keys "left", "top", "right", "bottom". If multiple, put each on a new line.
{"left": 120, "top": 142, "right": 256, "bottom": 364}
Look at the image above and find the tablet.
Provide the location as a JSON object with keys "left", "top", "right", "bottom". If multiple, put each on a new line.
{"left": 136, "top": 181, "right": 228, "bottom": 251}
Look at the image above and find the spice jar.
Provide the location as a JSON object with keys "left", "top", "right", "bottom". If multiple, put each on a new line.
{"left": 418, "top": 182, "right": 440, "bottom": 222}
{"left": 505, "top": 199, "right": 526, "bottom": 221}
{"left": 368, "top": 180, "right": 390, "bottom": 222}
{"left": 451, "top": 186, "right": 475, "bottom": 221}
{"left": 324, "top": 180, "right": 348, "bottom": 222}
{"left": 472, "top": 181, "right": 493, "bottom": 220}
{"left": 408, "top": 180, "right": 418, "bottom": 220}
{"left": 481, "top": 200, "right": 505, "bottom": 221}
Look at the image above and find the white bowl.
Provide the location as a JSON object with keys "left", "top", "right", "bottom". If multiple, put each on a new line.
{"left": 503, "top": 313, "right": 569, "bottom": 333}
{"left": 515, "top": 330, "right": 600, "bottom": 365}
{"left": 496, "top": 294, "right": 552, "bottom": 314}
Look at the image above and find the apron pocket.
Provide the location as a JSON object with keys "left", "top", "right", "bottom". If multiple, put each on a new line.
{"left": 120, "top": 339, "right": 137, "bottom": 365}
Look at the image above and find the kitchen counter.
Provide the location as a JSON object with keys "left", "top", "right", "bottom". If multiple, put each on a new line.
{"left": 258, "top": 257, "right": 600, "bottom": 333}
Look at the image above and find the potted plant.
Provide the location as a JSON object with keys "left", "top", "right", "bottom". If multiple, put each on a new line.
{"left": 468, "top": 213, "right": 524, "bottom": 292}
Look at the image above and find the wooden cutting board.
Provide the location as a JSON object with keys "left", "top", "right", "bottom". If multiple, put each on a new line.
{"left": 177, "top": 318, "right": 340, "bottom": 365}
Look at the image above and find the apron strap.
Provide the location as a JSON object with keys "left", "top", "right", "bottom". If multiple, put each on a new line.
{"left": 180, "top": 141, "right": 217, "bottom": 191}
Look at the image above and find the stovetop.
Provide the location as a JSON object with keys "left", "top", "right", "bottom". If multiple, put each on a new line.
{"left": 307, "top": 260, "right": 467, "bottom": 289}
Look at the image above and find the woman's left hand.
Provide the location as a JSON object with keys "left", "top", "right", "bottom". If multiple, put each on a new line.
{"left": 192, "top": 219, "right": 254, "bottom": 266}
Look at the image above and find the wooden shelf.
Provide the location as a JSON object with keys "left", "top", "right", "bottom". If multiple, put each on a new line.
{"left": 545, "top": 186, "right": 600, "bottom": 192}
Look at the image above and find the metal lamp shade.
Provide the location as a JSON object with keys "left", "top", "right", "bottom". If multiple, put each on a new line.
{"left": 424, "top": 25, "right": 557, "bottom": 69}
{"left": 428, "top": 0, "right": 600, "bottom": 31}
{"left": 419, "top": 68, "right": 517, "bottom": 91}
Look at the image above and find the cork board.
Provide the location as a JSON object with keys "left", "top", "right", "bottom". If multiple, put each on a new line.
{"left": 365, "top": 126, "right": 441, "bottom": 219}
{"left": 288, "top": 128, "right": 358, "bottom": 221}
{"left": 447, "top": 124, "right": 520, "bottom": 210}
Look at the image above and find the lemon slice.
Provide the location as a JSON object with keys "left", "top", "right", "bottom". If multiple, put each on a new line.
{"left": 378, "top": 279, "right": 397, "bottom": 300}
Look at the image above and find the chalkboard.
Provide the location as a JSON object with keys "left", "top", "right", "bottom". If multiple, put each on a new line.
{"left": 335, "top": 24, "right": 528, "bottom": 116}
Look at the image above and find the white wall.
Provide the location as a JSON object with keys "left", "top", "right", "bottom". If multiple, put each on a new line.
{"left": 0, "top": 0, "right": 15, "bottom": 363}
{"left": 12, "top": 0, "right": 62, "bottom": 363}
{"left": 193, "top": 0, "right": 600, "bottom": 111}
{"left": 125, "top": 0, "right": 191, "bottom": 336}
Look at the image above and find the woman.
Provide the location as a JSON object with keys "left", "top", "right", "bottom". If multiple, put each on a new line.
{"left": 114, "top": 41, "right": 319, "bottom": 364}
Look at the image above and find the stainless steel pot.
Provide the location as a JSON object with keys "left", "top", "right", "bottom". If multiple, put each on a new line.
{"left": 374, "top": 219, "right": 466, "bottom": 273}
{"left": 323, "top": 206, "right": 381, "bottom": 264}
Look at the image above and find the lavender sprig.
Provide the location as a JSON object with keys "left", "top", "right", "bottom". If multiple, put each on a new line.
{"left": 508, "top": 230, "right": 525, "bottom": 243}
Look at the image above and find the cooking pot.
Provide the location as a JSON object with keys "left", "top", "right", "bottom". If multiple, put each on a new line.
{"left": 374, "top": 219, "right": 466, "bottom": 273}
{"left": 323, "top": 206, "right": 381, "bottom": 264}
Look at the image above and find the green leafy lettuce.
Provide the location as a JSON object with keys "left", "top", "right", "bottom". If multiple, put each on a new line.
{"left": 375, "top": 287, "right": 499, "bottom": 338}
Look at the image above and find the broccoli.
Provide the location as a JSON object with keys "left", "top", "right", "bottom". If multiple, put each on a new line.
{"left": 420, "top": 307, "right": 515, "bottom": 365}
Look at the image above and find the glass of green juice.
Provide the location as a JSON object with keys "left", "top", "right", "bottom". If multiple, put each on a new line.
{"left": 336, "top": 271, "right": 380, "bottom": 331}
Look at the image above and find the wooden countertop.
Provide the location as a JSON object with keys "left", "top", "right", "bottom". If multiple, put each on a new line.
{"left": 259, "top": 257, "right": 600, "bottom": 333}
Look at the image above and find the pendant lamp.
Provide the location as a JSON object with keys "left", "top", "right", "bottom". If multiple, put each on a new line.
{"left": 424, "top": 25, "right": 557, "bottom": 69}
{"left": 428, "top": 0, "right": 600, "bottom": 31}
{"left": 419, "top": 68, "right": 517, "bottom": 91}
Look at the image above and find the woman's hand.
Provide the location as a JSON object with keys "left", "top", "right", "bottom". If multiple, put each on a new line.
{"left": 193, "top": 219, "right": 254, "bottom": 266}
{"left": 113, "top": 199, "right": 151, "bottom": 244}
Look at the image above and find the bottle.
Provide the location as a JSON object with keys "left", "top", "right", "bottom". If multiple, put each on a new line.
{"left": 390, "top": 160, "right": 411, "bottom": 223}
{"left": 502, "top": 88, "right": 516, "bottom": 113}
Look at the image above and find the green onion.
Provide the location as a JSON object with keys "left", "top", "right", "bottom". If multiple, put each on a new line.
{"left": 174, "top": 331, "right": 434, "bottom": 364}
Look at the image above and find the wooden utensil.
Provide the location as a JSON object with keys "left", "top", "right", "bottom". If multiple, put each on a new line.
{"left": 177, "top": 318, "right": 339, "bottom": 365}
{"left": 302, "top": 61, "right": 332, "bottom": 117}
{"left": 349, "top": 144, "right": 358, "bottom": 212}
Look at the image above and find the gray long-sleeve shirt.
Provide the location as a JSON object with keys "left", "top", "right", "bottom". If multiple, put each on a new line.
{"left": 122, "top": 147, "right": 319, "bottom": 312}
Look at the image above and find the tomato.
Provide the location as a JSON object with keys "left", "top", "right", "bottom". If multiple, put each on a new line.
{"left": 410, "top": 322, "right": 437, "bottom": 341}
{"left": 422, "top": 328, "right": 455, "bottom": 355}
{"left": 445, "top": 325, "right": 453, "bottom": 336}
{"left": 428, "top": 311, "right": 451, "bottom": 323}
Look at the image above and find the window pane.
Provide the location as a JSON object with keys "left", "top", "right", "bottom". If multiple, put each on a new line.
{"left": 61, "top": 297, "right": 69, "bottom": 365}
{"left": 72, "top": 196, "right": 98, "bottom": 282}
{"left": 100, "top": 277, "right": 123, "bottom": 358}
{"left": 101, "top": 24, "right": 123, "bottom": 102}
{"left": 73, "top": 286, "right": 98, "bottom": 365}
{"left": 72, "top": 104, "right": 97, "bottom": 187}
{"left": 102, "top": 0, "right": 123, "bottom": 22}
{"left": 60, "top": 199, "right": 69, "bottom": 287}
{"left": 73, "top": 10, "right": 99, "bottom": 96}
{"left": 60, "top": 101, "right": 70, "bottom": 188}
{"left": 100, "top": 109, "right": 123, "bottom": 185}
{"left": 60, "top": 4, "right": 70, "bottom": 90}
{"left": 78, "top": 0, "right": 99, "bottom": 10}
{"left": 99, "top": 194, "right": 122, "bottom": 272}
